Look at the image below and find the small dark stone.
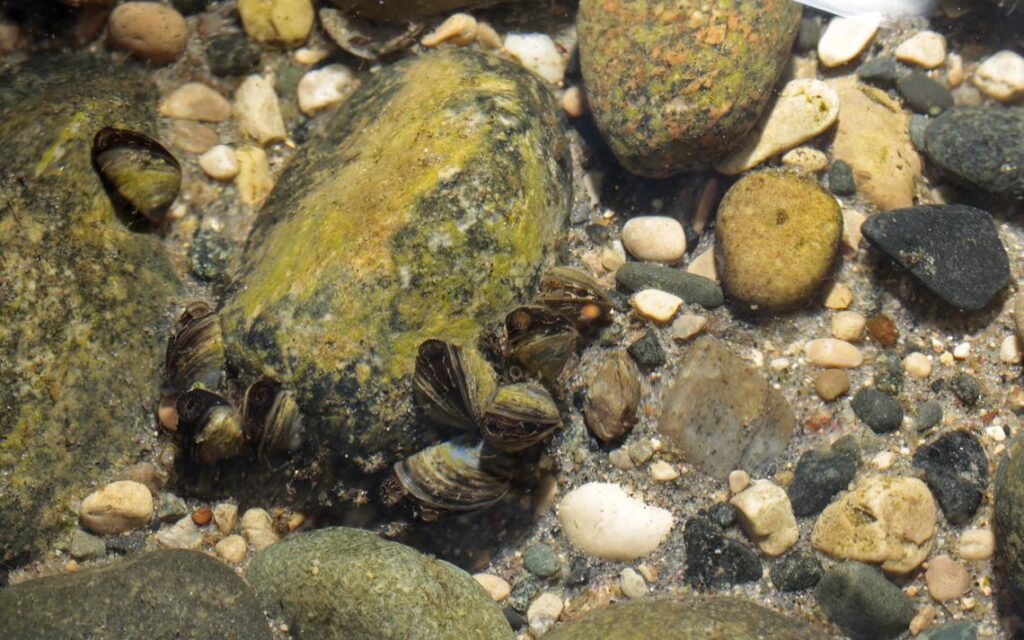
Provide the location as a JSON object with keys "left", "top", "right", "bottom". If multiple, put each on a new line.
{"left": 615, "top": 262, "right": 724, "bottom": 308}
{"left": 919, "top": 622, "right": 978, "bottom": 640}
{"left": 873, "top": 352, "right": 904, "bottom": 395}
{"left": 274, "top": 62, "right": 305, "bottom": 98}
{"left": 157, "top": 492, "right": 188, "bottom": 523}
{"left": 788, "top": 436, "right": 860, "bottom": 517}
{"left": 770, "top": 548, "right": 823, "bottom": 592}
{"left": 913, "top": 430, "right": 988, "bottom": 525}
{"left": 897, "top": 71, "right": 954, "bottom": 115}
{"left": 188, "top": 228, "right": 234, "bottom": 282}
{"left": 861, "top": 205, "right": 1010, "bottom": 311}
{"left": 909, "top": 114, "right": 930, "bottom": 151}
{"left": 171, "top": 0, "right": 210, "bottom": 14}
{"left": 949, "top": 373, "right": 982, "bottom": 406}
{"left": 627, "top": 330, "right": 665, "bottom": 369}
{"left": 206, "top": 33, "right": 262, "bottom": 77}
{"left": 915, "top": 400, "right": 943, "bottom": 432}
{"left": 827, "top": 160, "right": 856, "bottom": 196}
{"left": 104, "top": 531, "right": 148, "bottom": 555}
{"left": 796, "top": 15, "right": 822, "bottom": 52}
{"left": 851, "top": 388, "right": 903, "bottom": 434}
{"left": 522, "top": 544, "right": 561, "bottom": 578}
{"left": 585, "top": 224, "right": 611, "bottom": 244}
{"left": 930, "top": 378, "right": 947, "bottom": 393}
{"left": 866, "top": 314, "right": 899, "bottom": 347}
{"left": 684, "top": 226, "right": 699, "bottom": 252}
{"left": 856, "top": 57, "right": 908, "bottom": 85}
{"left": 503, "top": 607, "right": 527, "bottom": 630}
{"left": 683, "top": 515, "right": 762, "bottom": 590}
{"left": 68, "top": 530, "right": 105, "bottom": 561}
{"left": 706, "top": 503, "right": 737, "bottom": 529}
{"left": 815, "top": 561, "right": 915, "bottom": 640}
{"left": 923, "top": 106, "right": 1024, "bottom": 199}
{"left": 566, "top": 558, "right": 590, "bottom": 586}
{"left": 508, "top": 577, "right": 540, "bottom": 613}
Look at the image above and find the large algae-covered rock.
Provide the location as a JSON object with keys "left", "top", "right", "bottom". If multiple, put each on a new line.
{"left": 995, "top": 435, "right": 1024, "bottom": 613}
{"left": 0, "top": 550, "right": 274, "bottom": 640}
{"left": 219, "top": 49, "right": 570, "bottom": 471}
{"left": 577, "top": 0, "right": 801, "bottom": 176}
{"left": 247, "top": 527, "right": 514, "bottom": 639}
{"left": 545, "top": 598, "right": 824, "bottom": 639}
{"left": 0, "top": 56, "right": 181, "bottom": 565}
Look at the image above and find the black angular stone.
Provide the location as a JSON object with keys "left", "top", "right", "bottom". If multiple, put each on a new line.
{"left": 828, "top": 159, "right": 856, "bottom": 196}
{"left": 897, "top": 71, "right": 954, "bottom": 115}
{"left": 627, "top": 330, "right": 666, "bottom": 369}
{"left": 851, "top": 388, "right": 903, "bottom": 434}
{"left": 857, "top": 57, "right": 908, "bottom": 86}
{"left": 683, "top": 515, "right": 762, "bottom": 590}
{"left": 770, "top": 548, "right": 823, "bottom": 592}
{"left": 923, "top": 106, "right": 1024, "bottom": 199}
{"left": 788, "top": 436, "right": 860, "bottom": 517}
{"left": 913, "top": 430, "right": 988, "bottom": 525}
{"left": 915, "top": 400, "right": 943, "bottom": 432}
{"left": 949, "top": 373, "right": 982, "bottom": 407}
{"left": 861, "top": 205, "right": 1010, "bottom": 311}
{"left": 206, "top": 33, "right": 262, "bottom": 77}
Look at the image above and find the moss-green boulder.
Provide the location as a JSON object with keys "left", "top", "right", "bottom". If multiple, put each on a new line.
{"left": 577, "top": 0, "right": 801, "bottom": 177}
{"left": 0, "top": 56, "right": 181, "bottom": 565}
{"left": 219, "top": 49, "right": 570, "bottom": 472}
{"left": 545, "top": 598, "right": 825, "bottom": 639}
{"left": 716, "top": 170, "right": 841, "bottom": 311}
{"left": 996, "top": 435, "right": 1024, "bottom": 613}
{"left": 0, "top": 550, "right": 273, "bottom": 640}
{"left": 247, "top": 527, "right": 514, "bottom": 639}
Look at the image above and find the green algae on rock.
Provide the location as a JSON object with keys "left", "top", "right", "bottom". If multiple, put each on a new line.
{"left": 0, "top": 55, "right": 181, "bottom": 566}
{"left": 995, "top": 434, "right": 1024, "bottom": 614}
{"left": 0, "top": 550, "right": 274, "bottom": 640}
{"left": 219, "top": 49, "right": 571, "bottom": 473}
{"left": 544, "top": 597, "right": 824, "bottom": 639}
{"left": 716, "top": 169, "right": 841, "bottom": 311}
{"left": 247, "top": 527, "right": 514, "bottom": 640}
{"left": 577, "top": 0, "right": 801, "bottom": 177}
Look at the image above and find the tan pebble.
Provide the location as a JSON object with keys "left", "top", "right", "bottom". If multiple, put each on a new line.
{"left": 160, "top": 83, "right": 232, "bottom": 122}
{"left": 649, "top": 461, "right": 679, "bottom": 482}
{"left": 630, "top": 289, "right": 682, "bottom": 324}
{"left": 199, "top": 145, "right": 240, "bottom": 181}
{"left": 823, "top": 282, "right": 854, "bottom": 310}
{"left": 961, "top": 596, "right": 975, "bottom": 610}
{"left": 895, "top": 31, "right": 947, "bottom": 69}
{"left": 240, "top": 507, "right": 279, "bottom": 550}
{"left": 814, "top": 369, "right": 850, "bottom": 402}
{"left": 108, "top": 2, "right": 187, "bottom": 64}
{"left": 0, "top": 22, "right": 19, "bottom": 53}
{"left": 168, "top": 120, "right": 219, "bottom": 154}
{"left": 474, "top": 573, "right": 511, "bottom": 601}
{"left": 728, "top": 469, "right": 751, "bottom": 494}
{"left": 475, "top": 21, "right": 502, "bottom": 49}
{"left": 973, "top": 50, "right": 1024, "bottom": 102}
{"left": 686, "top": 247, "right": 719, "bottom": 281}
{"left": 946, "top": 53, "right": 964, "bottom": 87}
{"left": 599, "top": 246, "right": 625, "bottom": 272}
{"left": 957, "top": 528, "right": 994, "bottom": 560}
{"left": 818, "top": 16, "right": 878, "bottom": 67}
{"left": 671, "top": 313, "right": 707, "bottom": 342}
{"left": 608, "top": 448, "right": 635, "bottom": 470}
{"left": 80, "top": 481, "right": 154, "bottom": 535}
{"left": 903, "top": 352, "right": 933, "bottom": 379}
{"left": 292, "top": 46, "right": 329, "bottom": 65}
{"left": 939, "top": 352, "right": 955, "bottom": 367}
{"left": 953, "top": 342, "right": 971, "bottom": 360}
{"left": 158, "top": 395, "right": 178, "bottom": 431}
{"left": 215, "top": 534, "right": 248, "bottom": 564}
{"left": 871, "top": 451, "right": 896, "bottom": 470}
{"left": 122, "top": 462, "right": 165, "bottom": 495}
{"left": 730, "top": 479, "right": 799, "bottom": 556}
{"left": 621, "top": 216, "right": 686, "bottom": 264}
{"left": 926, "top": 555, "right": 971, "bottom": 602}
{"left": 236, "top": 145, "right": 274, "bottom": 206}
{"left": 637, "top": 563, "right": 657, "bottom": 583}
{"left": 842, "top": 208, "right": 865, "bottom": 253}
{"left": 156, "top": 516, "right": 203, "bottom": 550}
{"left": 692, "top": 178, "right": 719, "bottom": 235}
{"left": 237, "top": 0, "right": 314, "bottom": 46}
{"left": 619, "top": 568, "right": 647, "bottom": 599}
{"left": 297, "top": 64, "right": 358, "bottom": 115}
{"left": 213, "top": 503, "right": 239, "bottom": 534}
{"left": 234, "top": 74, "right": 286, "bottom": 145}
{"left": 421, "top": 13, "right": 476, "bottom": 47}
{"left": 562, "top": 86, "right": 588, "bottom": 118}
{"left": 527, "top": 592, "right": 564, "bottom": 637}
{"left": 805, "top": 338, "right": 863, "bottom": 368}
{"left": 910, "top": 605, "right": 936, "bottom": 636}
{"left": 65, "top": 559, "right": 80, "bottom": 573}
{"left": 782, "top": 146, "right": 829, "bottom": 173}
{"left": 831, "top": 311, "right": 865, "bottom": 342}
{"left": 1001, "top": 335, "right": 1022, "bottom": 364}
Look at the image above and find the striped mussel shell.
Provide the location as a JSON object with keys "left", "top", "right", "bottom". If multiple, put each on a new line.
{"left": 176, "top": 388, "right": 248, "bottom": 465}
{"left": 242, "top": 379, "right": 304, "bottom": 461}
{"left": 92, "top": 127, "right": 181, "bottom": 226}
{"left": 413, "top": 339, "right": 497, "bottom": 432}
{"left": 480, "top": 381, "right": 561, "bottom": 452}
{"left": 165, "top": 301, "right": 224, "bottom": 393}
{"left": 535, "top": 266, "right": 614, "bottom": 331}
{"left": 505, "top": 306, "right": 579, "bottom": 387}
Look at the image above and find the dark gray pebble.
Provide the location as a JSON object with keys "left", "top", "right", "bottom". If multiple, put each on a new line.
{"left": 68, "top": 530, "right": 105, "bottom": 561}
{"left": 909, "top": 114, "right": 930, "bottom": 151}
{"left": 508, "top": 577, "right": 540, "bottom": 613}
{"left": 616, "top": 262, "right": 724, "bottom": 308}
{"left": 851, "top": 388, "right": 903, "bottom": 434}
{"left": 206, "top": 33, "right": 262, "bottom": 77}
{"left": 522, "top": 543, "right": 561, "bottom": 578}
{"left": 797, "top": 15, "right": 822, "bottom": 52}
{"left": 873, "top": 352, "right": 904, "bottom": 395}
{"left": 857, "top": 57, "right": 908, "bottom": 85}
{"left": 915, "top": 400, "right": 943, "bottom": 432}
{"left": 897, "top": 71, "right": 954, "bottom": 115}
{"left": 919, "top": 622, "right": 978, "bottom": 640}
{"left": 683, "top": 515, "right": 762, "bottom": 590}
{"left": 706, "top": 502, "right": 738, "bottom": 529}
{"left": 770, "top": 548, "right": 823, "bottom": 592}
{"left": 815, "top": 561, "right": 915, "bottom": 640}
{"left": 189, "top": 228, "right": 234, "bottom": 282}
{"left": 788, "top": 436, "right": 860, "bottom": 517}
{"left": 950, "top": 373, "right": 982, "bottom": 406}
{"left": 913, "top": 430, "right": 988, "bottom": 525}
{"left": 627, "top": 330, "right": 666, "bottom": 369}
{"left": 923, "top": 106, "right": 1024, "bottom": 199}
{"left": 827, "top": 160, "right": 856, "bottom": 196}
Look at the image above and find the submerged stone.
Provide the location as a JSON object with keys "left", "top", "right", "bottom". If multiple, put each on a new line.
{"left": 219, "top": 49, "right": 571, "bottom": 474}
{"left": 995, "top": 435, "right": 1024, "bottom": 614}
{"left": 0, "top": 55, "right": 181, "bottom": 565}
{"left": 923, "top": 106, "right": 1024, "bottom": 199}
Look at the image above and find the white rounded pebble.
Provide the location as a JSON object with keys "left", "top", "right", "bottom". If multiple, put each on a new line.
{"left": 957, "top": 528, "right": 995, "bottom": 560}
{"left": 473, "top": 573, "right": 511, "bottom": 601}
{"left": 215, "top": 534, "right": 248, "bottom": 564}
{"left": 671, "top": 313, "right": 707, "bottom": 341}
{"left": 805, "top": 338, "right": 863, "bottom": 368}
{"left": 236, "top": 145, "right": 274, "bottom": 206}
{"left": 556, "top": 482, "right": 673, "bottom": 560}
{"left": 973, "top": 50, "right": 1024, "bottom": 102}
{"left": 421, "top": 13, "right": 477, "bottom": 47}
{"left": 823, "top": 282, "right": 854, "bottom": 310}
{"left": 213, "top": 502, "right": 239, "bottom": 534}
{"left": 818, "top": 16, "right": 879, "bottom": 68}
{"left": 729, "top": 479, "right": 799, "bottom": 557}
{"left": 503, "top": 33, "right": 565, "bottom": 84}
{"left": 297, "top": 64, "right": 358, "bottom": 115}
{"left": 621, "top": 216, "right": 686, "bottom": 264}
{"left": 953, "top": 342, "right": 971, "bottom": 360}
{"left": 781, "top": 146, "right": 829, "bottom": 173}
{"left": 985, "top": 425, "right": 1007, "bottom": 442}
{"left": 199, "top": 145, "right": 239, "bottom": 181}
{"left": 831, "top": 311, "right": 865, "bottom": 342}
{"left": 619, "top": 568, "right": 647, "bottom": 599}
{"left": 234, "top": 74, "right": 287, "bottom": 145}
{"left": 895, "top": 31, "right": 947, "bottom": 69}
{"left": 630, "top": 289, "right": 682, "bottom": 324}
{"left": 160, "top": 83, "right": 232, "bottom": 122}
{"left": 903, "top": 352, "right": 933, "bottom": 379}
{"left": 649, "top": 461, "right": 679, "bottom": 482}
{"left": 240, "top": 507, "right": 279, "bottom": 550}
{"left": 871, "top": 451, "right": 896, "bottom": 470}
{"left": 79, "top": 480, "right": 154, "bottom": 535}
{"left": 728, "top": 469, "right": 751, "bottom": 495}
{"left": 527, "top": 592, "right": 563, "bottom": 637}
{"left": 1001, "top": 335, "right": 1022, "bottom": 364}
{"left": 716, "top": 80, "right": 840, "bottom": 175}
{"left": 156, "top": 516, "right": 203, "bottom": 550}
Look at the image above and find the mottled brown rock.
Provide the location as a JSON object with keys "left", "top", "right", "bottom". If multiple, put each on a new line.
{"left": 583, "top": 350, "right": 642, "bottom": 443}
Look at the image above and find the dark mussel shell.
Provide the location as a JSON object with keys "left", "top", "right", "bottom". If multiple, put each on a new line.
{"left": 242, "top": 378, "right": 304, "bottom": 461}
{"left": 176, "top": 388, "right": 248, "bottom": 464}
{"left": 92, "top": 127, "right": 181, "bottom": 226}
{"left": 165, "top": 301, "right": 224, "bottom": 393}
{"left": 505, "top": 306, "right": 579, "bottom": 386}
{"left": 413, "top": 339, "right": 497, "bottom": 431}
{"left": 480, "top": 382, "right": 561, "bottom": 452}
{"left": 536, "top": 266, "right": 614, "bottom": 331}
{"left": 390, "top": 436, "right": 514, "bottom": 518}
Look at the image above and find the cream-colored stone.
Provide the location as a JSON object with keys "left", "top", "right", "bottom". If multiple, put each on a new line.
{"left": 160, "top": 83, "right": 232, "bottom": 122}
{"left": 630, "top": 289, "right": 683, "bottom": 324}
{"left": 926, "top": 555, "right": 971, "bottom": 602}
{"left": 831, "top": 311, "right": 865, "bottom": 342}
{"left": 527, "top": 592, "right": 564, "bottom": 637}
{"left": 781, "top": 146, "right": 829, "bottom": 172}
{"left": 156, "top": 516, "right": 203, "bottom": 550}
{"left": 556, "top": 482, "right": 673, "bottom": 560}
{"left": 238, "top": 0, "right": 314, "bottom": 46}
{"left": 812, "top": 475, "right": 936, "bottom": 575}
{"left": 957, "top": 528, "right": 995, "bottom": 560}
{"left": 671, "top": 313, "right": 707, "bottom": 341}
{"left": 234, "top": 75, "right": 286, "bottom": 145}
{"left": 215, "top": 534, "right": 248, "bottom": 564}
{"left": 910, "top": 605, "right": 936, "bottom": 636}
{"left": 649, "top": 461, "right": 679, "bottom": 482}
{"left": 474, "top": 573, "right": 512, "bottom": 601}
{"left": 686, "top": 247, "right": 718, "bottom": 281}
{"left": 805, "top": 338, "right": 863, "bottom": 368}
{"left": 621, "top": 216, "right": 686, "bottom": 264}
{"left": 619, "top": 568, "right": 647, "bottom": 599}
{"left": 199, "top": 145, "right": 239, "bottom": 181}
{"left": 953, "top": 342, "right": 971, "bottom": 360}
{"left": 842, "top": 208, "right": 865, "bottom": 253}
{"left": 475, "top": 21, "right": 502, "bottom": 49}
{"left": 213, "top": 502, "right": 239, "bottom": 534}
{"left": 973, "top": 50, "right": 1024, "bottom": 102}
{"left": 297, "top": 64, "right": 358, "bottom": 115}
{"left": 562, "top": 86, "right": 588, "bottom": 118}
{"left": 728, "top": 469, "right": 751, "bottom": 495}
{"left": 235, "top": 145, "right": 274, "bottom": 206}
{"left": 168, "top": 121, "right": 219, "bottom": 154}
{"left": 730, "top": 479, "right": 799, "bottom": 557}
{"left": 946, "top": 53, "right": 964, "bottom": 87}
{"left": 240, "top": 507, "right": 279, "bottom": 551}
{"left": 79, "top": 481, "right": 154, "bottom": 535}
{"left": 600, "top": 245, "right": 626, "bottom": 272}
{"left": 716, "top": 80, "right": 839, "bottom": 175}
{"left": 108, "top": 2, "right": 187, "bottom": 64}
{"left": 503, "top": 33, "right": 564, "bottom": 84}
{"left": 421, "top": 13, "right": 476, "bottom": 47}
{"left": 903, "top": 352, "right": 933, "bottom": 379}
{"left": 823, "top": 282, "right": 854, "bottom": 310}
{"left": 818, "top": 16, "right": 878, "bottom": 68}
{"left": 1001, "top": 335, "right": 1022, "bottom": 365}
{"left": 895, "top": 31, "right": 947, "bottom": 69}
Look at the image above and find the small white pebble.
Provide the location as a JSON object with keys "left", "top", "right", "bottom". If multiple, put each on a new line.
{"left": 823, "top": 282, "right": 854, "bottom": 310}
{"left": 213, "top": 502, "right": 239, "bottom": 534}
{"left": 973, "top": 50, "right": 1024, "bottom": 102}
{"left": 770, "top": 358, "right": 790, "bottom": 371}
{"left": 156, "top": 516, "right": 203, "bottom": 550}
{"left": 421, "top": 13, "right": 477, "bottom": 47}
{"left": 556, "top": 482, "right": 673, "bottom": 560}
{"left": 818, "top": 16, "right": 878, "bottom": 68}
{"left": 1001, "top": 335, "right": 1022, "bottom": 364}
{"left": 831, "top": 311, "right": 865, "bottom": 342}
{"left": 649, "top": 461, "right": 679, "bottom": 482}
{"left": 940, "top": 352, "right": 955, "bottom": 367}
{"left": 985, "top": 425, "right": 1007, "bottom": 442}
{"left": 953, "top": 342, "right": 971, "bottom": 360}
{"left": 621, "top": 216, "right": 686, "bottom": 264}
{"left": 781, "top": 146, "right": 829, "bottom": 173}
{"left": 903, "top": 352, "right": 932, "bottom": 379}
{"left": 292, "top": 46, "right": 329, "bottom": 65}
{"left": 526, "top": 592, "right": 563, "bottom": 637}
{"left": 503, "top": 33, "right": 565, "bottom": 84}
{"left": 872, "top": 451, "right": 896, "bottom": 470}
{"left": 619, "top": 568, "right": 647, "bottom": 599}
{"left": 630, "top": 289, "right": 683, "bottom": 324}
{"left": 199, "top": 145, "right": 239, "bottom": 181}
{"left": 728, "top": 469, "right": 751, "bottom": 495}
{"left": 473, "top": 573, "right": 511, "bottom": 601}
{"left": 895, "top": 31, "right": 947, "bottom": 69}
{"left": 79, "top": 481, "right": 154, "bottom": 535}
{"left": 297, "top": 64, "right": 358, "bottom": 115}
{"left": 805, "top": 338, "right": 863, "bottom": 368}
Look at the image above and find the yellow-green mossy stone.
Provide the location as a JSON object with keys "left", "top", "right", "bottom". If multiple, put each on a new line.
{"left": 219, "top": 49, "right": 571, "bottom": 474}
{"left": 716, "top": 170, "right": 841, "bottom": 311}
{"left": 545, "top": 598, "right": 825, "bottom": 639}
{"left": 577, "top": 0, "right": 801, "bottom": 177}
{"left": 0, "top": 55, "right": 181, "bottom": 565}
